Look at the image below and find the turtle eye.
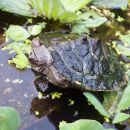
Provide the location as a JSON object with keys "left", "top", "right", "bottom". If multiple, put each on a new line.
{"left": 29, "top": 52, "right": 43, "bottom": 72}
{"left": 29, "top": 58, "right": 38, "bottom": 66}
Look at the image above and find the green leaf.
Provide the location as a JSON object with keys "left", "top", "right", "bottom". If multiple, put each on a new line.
{"left": 61, "top": 0, "right": 92, "bottom": 12}
{"left": 2, "top": 41, "right": 32, "bottom": 69}
{"left": 115, "top": 32, "right": 130, "bottom": 57}
{"left": 30, "top": 0, "right": 64, "bottom": 20}
{"left": 59, "top": 119, "right": 114, "bottom": 130}
{"left": 113, "top": 112, "right": 130, "bottom": 124}
{"left": 28, "top": 22, "right": 46, "bottom": 36}
{"left": 8, "top": 53, "right": 30, "bottom": 69}
{"left": 0, "top": 107, "right": 20, "bottom": 130}
{"left": 3, "top": 41, "right": 32, "bottom": 55}
{"left": 92, "top": 0, "right": 128, "bottom": 9}
{"left": 5, "top": 25, "right": 30, "bottom": 41}
{"left": 72, "top": 10, "right": 107, "bottom": 33}
{"left": 0, "top": 0, "right": 33, "bottom": 17}
{"left": 72, "top": 24, "right": 90, "bottom": 34}
{"left": 83, "top": 92, "right": 109, "bottom": 117}
{"left": 117, "top": 83, "right": 130, "bottom": 112}
{"left": 76, "top": 10, "right": 107, "bottom": 28}
{"left": 103, "top": 92, "right": 117, "bottom": 111}
{"left": 59, "top": 11, "right": 78, "bottom": 23}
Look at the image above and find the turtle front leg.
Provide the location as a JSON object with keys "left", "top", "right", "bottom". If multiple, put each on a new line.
{"left": 34, "top": 75, "right": 49, "bottom": 93}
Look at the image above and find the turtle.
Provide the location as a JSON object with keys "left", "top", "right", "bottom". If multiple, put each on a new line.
{"left": 29, "top": 33, "right": 127, "bottom": 92}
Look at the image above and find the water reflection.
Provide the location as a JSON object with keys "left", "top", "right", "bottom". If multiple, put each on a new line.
{"left": 30, "top": 78, "right": 103, "bottom": 130}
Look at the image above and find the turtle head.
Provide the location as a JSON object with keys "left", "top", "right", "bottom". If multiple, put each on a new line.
{"left": 29, "top": 45, "right": 52, "bottom": 72}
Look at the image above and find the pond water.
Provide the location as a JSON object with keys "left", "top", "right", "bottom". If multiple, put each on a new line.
{"left": 0, "top": 11, "right": 130, "bottom": 130}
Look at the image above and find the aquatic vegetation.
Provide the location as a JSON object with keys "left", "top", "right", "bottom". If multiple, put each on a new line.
{"left": 59, "top": 119, "right": 114, "bottom": 130}
{"left": 0, "top": 107, "right": 20, "bottom": 130}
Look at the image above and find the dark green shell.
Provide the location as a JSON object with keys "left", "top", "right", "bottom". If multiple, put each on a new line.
{"left": 30, "top": 33, "right": 126, "bottom": 91}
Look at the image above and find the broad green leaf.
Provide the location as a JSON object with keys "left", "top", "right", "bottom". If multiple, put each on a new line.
{"left": 72, "top": 24, "right": 90, "bottom": 34}
{"left": 5, "top": 25, "right": 30, "bottom": 41}
{"left": 8, "top": 53, "right": 30, "bottom": 69}
{"left": 72, "top": 10, "right": 107, "bottom": 33}
{"left": 28, "top": 22, "right": 46, "bottom": 35}
{"left": 30, "top": 0, "right": 64, "bottom": 20}
{"left": 92, "top": 0, "right": 128, "bottom": 9}
{"left": 76, "top": 11, "right": 107, "bottom": 28}
{"left": 59, "top": 119, "right": 114, "bottom": 130}
{"left": 2, "top": 42, "right": 23, "bottom": 54}
{"left": 59, "top": 11, "right": 78, "bottom": 23}
{"left": 61, "top": 0, "right": 92, "bottom": 12}
{"left": 0, "top": 107, "right": 20, "bottom": 130}
{"left": 2, "top": 41, "right": 32, "bottom": 69}
{"left": 117, "top": 83, "right": 130, "bottom": 112}
{"left": 0, "top": 0, "right": 33, "bottom": 17}
{"left": 113, "top": 112, "right": 130, "bottom": 124}
{"left": 83, "top": 92, "right": 109, "bottom": 117}
{"left": 2, "top": 41, "right": 32, "bottom": 55}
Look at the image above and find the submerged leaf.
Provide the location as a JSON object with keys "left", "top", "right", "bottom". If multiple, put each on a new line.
{"left": 83, "top": 92, "right": 109, "bottom": 117}
{"left": 113, "top": 112, "right": 130, "bottom": 124}
{"left": 103, "top": 91, "right": 124, "bottom": 117}
{"left": 0, "top": 107, "right": 20, "bottom": 130}
{"left": 5, "top": 25, "right": 30, "bottom": 41}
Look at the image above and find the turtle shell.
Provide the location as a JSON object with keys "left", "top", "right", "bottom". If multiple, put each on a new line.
{"left": 30, "top": 33, "right": 126, "bottom": 91}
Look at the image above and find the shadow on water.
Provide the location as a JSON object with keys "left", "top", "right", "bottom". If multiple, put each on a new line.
{"left": 0, "top": 11, "right": 130, "bottom": 130}
{"left": 30, "top": 82, "right": 104, "bottom": 130}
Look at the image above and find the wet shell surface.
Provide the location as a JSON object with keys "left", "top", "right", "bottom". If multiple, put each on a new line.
{"left": 29, "top": 33, "right": 126, "bottom": 91}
